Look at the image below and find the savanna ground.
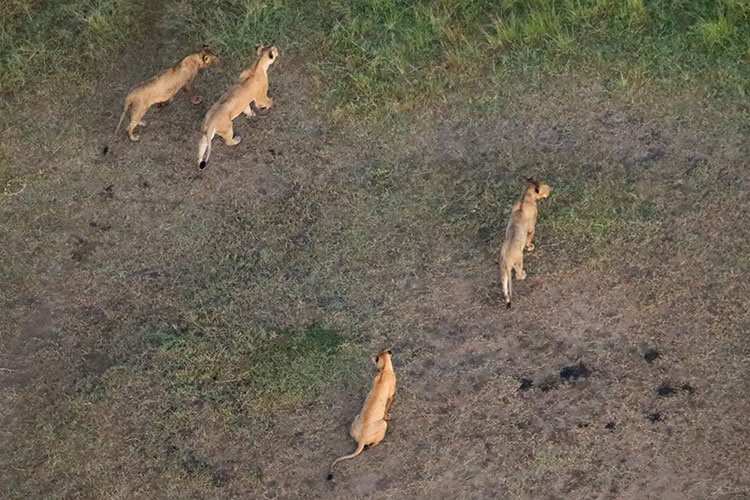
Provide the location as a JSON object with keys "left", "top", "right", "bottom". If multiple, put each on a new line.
{"left": 1, "top": 0, "right": 748, "bottom": 498}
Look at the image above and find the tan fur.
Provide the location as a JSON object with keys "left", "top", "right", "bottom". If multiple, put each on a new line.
{"left": 110, "top": 46, "right": 218, "bottom": 146}
{"left": 197, "top": 45, "right": 278, "bottom": 169}
{"left": 500, "top": 178, "right": 551, "bottom": 309}
{"left": 328, "top": 350, "right": 396, "bottom": 480}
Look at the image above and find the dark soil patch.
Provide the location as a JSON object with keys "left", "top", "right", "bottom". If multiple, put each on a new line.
{"left": 656, "top": 384, "right": 677, "bottom": 397}
{"left": 518, "top": 378, "right": 534, "bottom": 392}
{"left": 71, "top": 236, "right": 97, "bottom": 262}
{"left": 605, "top": 422, "right": 616, "bottom": 431}
{"left": 646, "top": 412, "right": 663, "bottom": 423}
{"left": 211, "top": 467, "right": 231, "bottom": 487}
{"left": 644, "top": 347, "right": 660, "bottom": 364}
{"left": 89, "top": 221, "right": 112, "bottom": 231}
{"left": 560, "top": 362, "right": 589, "bottom": 381}
{"left": 181, "top": 452, "right": 210, "bottom": 476}
{"left": 99, "top": 183, "right": 115, "bottom": 199}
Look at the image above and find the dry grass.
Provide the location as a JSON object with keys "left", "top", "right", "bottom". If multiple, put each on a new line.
{"left": 1, "top": 1, "right": 748, "bottom": 498}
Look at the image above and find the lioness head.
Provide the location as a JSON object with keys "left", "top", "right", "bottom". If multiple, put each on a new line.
{"left": 199, "top": 44, "right": 219, "bottom": 67}
{"left": 527, "top": 178, "right": 550, "bottom": 199}
{"left": 371, "top": 349, "right": 393, "bottom": 369}
{"left": 255, "top": 45, "right": 279, "bottom": 66}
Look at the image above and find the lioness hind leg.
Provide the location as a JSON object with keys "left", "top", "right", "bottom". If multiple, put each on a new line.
{"left": 369, "top": 420, "right": 388, "bottom": 447}
{"left": 511, "top": 254, "right": 526, "bottom": 280}
{"left": 384, "top": 395, "right": 394, "bottom": 420}
{"left": 127, "top": 103, "right": 148, "bottom": 141}
{"left": 350, "top": 414, "right": 362, "bottom": 441}
{"left": 218, "top": 126, "right": 241, "bottom": 146}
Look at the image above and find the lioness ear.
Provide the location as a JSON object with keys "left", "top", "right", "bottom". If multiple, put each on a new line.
{"left": 372, "top": 355, "right": 379, "bottom": 364}
{"left": 202, "top": 43, "right": 209, "bottom": 50}
{"left": 256, "top": 45, "right": 265, "bottom": 56}
{"left": 386, "top": 349, "right": 392, "bottom": 355}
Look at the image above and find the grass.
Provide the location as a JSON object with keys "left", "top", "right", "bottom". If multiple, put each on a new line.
{"left": 2, "top": 0, "right": 746, "bottom": 112}
{"left": 0, "top": 0, "right": 147, "bottom": 94}
{"left": 541, "top": 177, "right": 661, "bottom": 251}
{"left": 169, "top": 0, "right": 749, "bottom": 117}
{"left": 157, "top": 323, "right": 351, "bottom": 411}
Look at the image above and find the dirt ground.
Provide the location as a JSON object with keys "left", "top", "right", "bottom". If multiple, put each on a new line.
{"left": 1, "top": 24, "right": 748, "bottom": 500}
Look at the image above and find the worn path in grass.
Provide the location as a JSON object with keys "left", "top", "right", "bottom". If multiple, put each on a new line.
{"left": 1, "top": 13, "right": 749, "bottom": 500}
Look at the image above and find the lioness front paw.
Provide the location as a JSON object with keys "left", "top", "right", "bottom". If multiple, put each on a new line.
{"left": 518, "top": 270, "right": 527, "bottom": 280}
{"left": 526, "top": 243, "right": 534, "bottom": 251}
{"left": 191, "top": 95, "right": 203, "bottom": 105}
{"left": 384, "top": 413, "right": 390, "bottom": 421}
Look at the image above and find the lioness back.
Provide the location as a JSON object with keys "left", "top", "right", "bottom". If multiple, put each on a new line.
{"left": 104, "top": 45, "right": 218, "bottom": 151}
{"left": 196, "top": 45, "right": 278, "bottom": 169}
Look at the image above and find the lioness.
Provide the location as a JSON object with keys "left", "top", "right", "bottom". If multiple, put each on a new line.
{"left": 500, "top": 178, "right": 551, "bottom": 309}
{"left": 197, "top": 45, "right": 278, "bottom": 169}
{"left": 106, "top": 46, "right": 218, "bottom": 151}
{"left": 328, "top": 350, "right": 396, "bottom": 480}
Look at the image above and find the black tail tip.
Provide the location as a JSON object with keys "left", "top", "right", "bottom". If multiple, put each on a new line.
{"left": 102, "top": 145, "right": 109, "bottom": 155}
{"left": 199, "top": 161, "right": 207, "bottom": 169}
{"left": 327, "top": 474, "right": 333, "bottom": 481}
{"left": 506, "top": 301, "right": 511, "bottom": 309}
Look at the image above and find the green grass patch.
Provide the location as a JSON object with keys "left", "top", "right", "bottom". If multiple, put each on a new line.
{"left": 0, "top": 0, "right": 146, "bottom": 94}
{"left": 158, "top": 323, "right": 349, "bottom": 411}
{"left": 535, "top": 176, "right": 664, "bottom": 266}
{"left": 3, "top": 0, "right": 747, "bottom": 110}
{"left": 170, "top": 0, "right": 749, "bottom": 117}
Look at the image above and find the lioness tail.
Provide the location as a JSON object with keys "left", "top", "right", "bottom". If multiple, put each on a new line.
{"left": 327, "top": 441, "right": 366, "bottom": 480}
{"left": 102, "top": 97, "right": 132, "bottom": 155}
{"left": 197, "top": 126, "right": 214, "bottom": 169}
